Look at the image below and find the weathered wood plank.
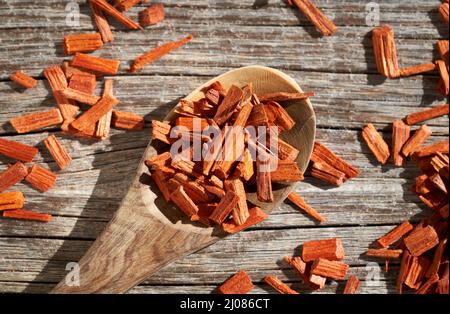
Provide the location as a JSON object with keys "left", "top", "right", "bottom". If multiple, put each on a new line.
{"left": 0, "top": 260, "right": 397, "bottom": 289}
{"left": 1, "top": 281, "right": 396, "bottom": 294}
{"left": 0, "top": 0, "right": 447, "bottom": 294}
{"left": 1, "top": 73, "right": 448, "bottom": 135}
{"left": 0, "top": 28, "right": 444, "bottom": 80}
{"left": 0, "top": 188, "right": 432, "bottom": 236}
{"left": 0, "top": 0, "right": 445, "bottom": 30}
{"left": 0, "top": 226, "right": 400, "bottom": 293}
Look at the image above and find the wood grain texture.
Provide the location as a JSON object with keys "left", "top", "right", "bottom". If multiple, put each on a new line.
{"left": 0, "top": 1, "right": 447, "bottom": 79}
{"left": 0, "top": 226, "right": 400, "bottom": 294}
{"left": 0, "top": 127, "right": 445, "bottom": 232}
{"left": 0, "top": 1, "right": 446, "bottom": 29}
{"left": 0, "top": 27, "right": 446, "bottom": 80}
{"left": 0, "top": 0, "right": 448, "bottom": 294}
{"left": 1, "top": 73, "right": 448, "bottom": 135}
{"left": 1, "top": 281, "right": 397, "bottom": 294}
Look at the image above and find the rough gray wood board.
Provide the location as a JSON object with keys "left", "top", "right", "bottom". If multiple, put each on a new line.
{"left": 0, "top": 226, "right": 399, "bottom": 290}
{"left": 1, "top": 73, "right": 448, "bottom": 135}
{"left": 0, "top": 25, "right": 446, "bottom": 80}
{"left": 1, "top": 281, "right": 396, "bottom": 294}
{"left": 0, "top": 127, "right": 444, "bottom": 231}
{"left": 0, "top": 175, "right": 435, "bottom": 235}
{"left": 0, "top": 257, "right": 397, "bottom": 287}
{"left": 0, "top": 0, "right": 445, "bottom": 29}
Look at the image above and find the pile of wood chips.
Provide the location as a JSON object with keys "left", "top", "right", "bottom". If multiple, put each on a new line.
{"left": 362, "top": 109, "right": 448, "bottom": 294}
{"left": 1, "top": 0, "right": 448, "bottom": 295}
{"left": 147, "top": 82, "right": 313, "bottom": 230}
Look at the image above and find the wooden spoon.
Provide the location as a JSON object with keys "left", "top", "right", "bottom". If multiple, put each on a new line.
{"left": 52, "top": 66, "right": 316, "bottom": 293}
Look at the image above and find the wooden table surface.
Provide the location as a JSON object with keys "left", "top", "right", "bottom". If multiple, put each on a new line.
{"left": 0, "top": 0, "right": 448, "bottom": 294}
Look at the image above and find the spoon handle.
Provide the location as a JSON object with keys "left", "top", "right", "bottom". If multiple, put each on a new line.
{"left": 51, "top": 180, "right": 219, "bottom": 294}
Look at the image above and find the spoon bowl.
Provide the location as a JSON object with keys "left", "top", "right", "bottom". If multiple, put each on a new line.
{"left": 52, "top": 65, "right": 316, "bottom": 293}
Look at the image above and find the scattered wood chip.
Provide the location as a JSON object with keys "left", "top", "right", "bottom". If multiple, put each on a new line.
{"left": 288, "top": 0, "right": 337, "bottom": 36}
{"left": 270, "top": 160, "right": 303, "bottom": 183}
{"left": 139, "top": 3, "right": 165, "bottom": 27}
{"left": 89, "top": 0, "right": 114, "bottom": 43}
{"left": 406, "top": 103, "right": 449, "bottom": 125}
{"left": 115, "top": 0, "right": 141, "bottom": 11}
{"left": 69, "top": 73, "right": 97, "bottom": 94}
{"left": 61, "top": 87, "right": 101, "bottom": 105}
{"left": 391, "top": 119, "right": 411, "bottom": 166}
{"left": 213, "top": 85, "right": 244, "bottom": 126}
{"left": 169, "top": 183, "right": 199, "bottom": 221}
{"left": 372, "top": 25, "right": 400, "bottom": 78}
{"left": 44, "top": 135, "right": 72, "bottom": 170}
{"left": 70, "top": 95, "right": 119, "bottom": 133}
{"left": 287, "top": 192, "right": 326, "bottom": 224}
{"left": 224, "top": 178, "right": 249, "bottom": 226}
{"left": 112, "top": 111, "right": 145, "bottom": 130}
{"left": 130, "top": 35, "right": 193, "bottom": 73}
{"left": 402, "top": 125, "right": 433, "bottom": 157}
{"left": 366, "top": 248, "right": 403, "bottom": 259}
{"left": 362, "top": 123, "right": 390, "bottom": 164}
{"left": 302, "top": 238, "right": 345, "bottom": 262}
{"left": 343, "top": 275, "right": 360, "bottom": 294}
{"left": 311, "top": 141, "right": 360, "bottom": 179}
{"left": 436, "top": 60, "right": 449, "bottom": 96}
{"left": 43, "top": 65, "right": 79, "bottom": 120}
{"left": 403, "top": 225, "right": 439, "bottom": 256}
{"left": 209, "top": 190, "right": 239, "bottom": 225}
{"left": 10, "top": 109, "right": 63, "bottom": 134}
{"left": 25, "top": 164, "right": 57, "bottom": 192}
{"left": 0, "top": 138, "right": 38, "bottom": 163}
{"left": 256, "top": 159, "right": 273, "bottom": 202}
{"left": 310, "top": 161, "right": 345, "bottom": 186}
{"left": 404, "top": 256, "right": 430, "bottom": 289}
{"left": 400, "top": 63, "right": 436, "bottom": 77}
{"left": 2, "top": 209, "right": 52, "bottom": 222}
{"left": 89, "top": 0, "right": 142, "bottom": 30}
{"left": 436, "top": 40, "right": 449, "bottom": 66}
{"left": 310, "top": 258, "right": 349, "bottom": 280}
{"left": 377, "top": 221, "right": 414, "bottom": 248}
{"left": 0, "top": 191, "right": 25, "bottom": 211}
{"left": 222, "top": 207, "right": 268, "bottom": 234}
{"left": 439, "top": 2, "right": 449, "bottom": 25}
{"left": 263, "top": 275, "right": 299, "bottom": 294}
{"left": 414, "top": 140, "right": 449, "bottom": 158}
{"left": 217, "top": 270, "right": 254, "bottom": 294}
{"left": 284, "top": 256, "right": 323, "bottom": 290}
{"left": 10, "top": 70, "right": 37, "bottom": 89}
{"left": 95, "top": 78, "right": 115, "bottom": 139}
{"left": 71, "top": 52, "right": 120, "bottom": 76}
{"left": 63, "top": 33, "right": 103, "bottom": 55}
